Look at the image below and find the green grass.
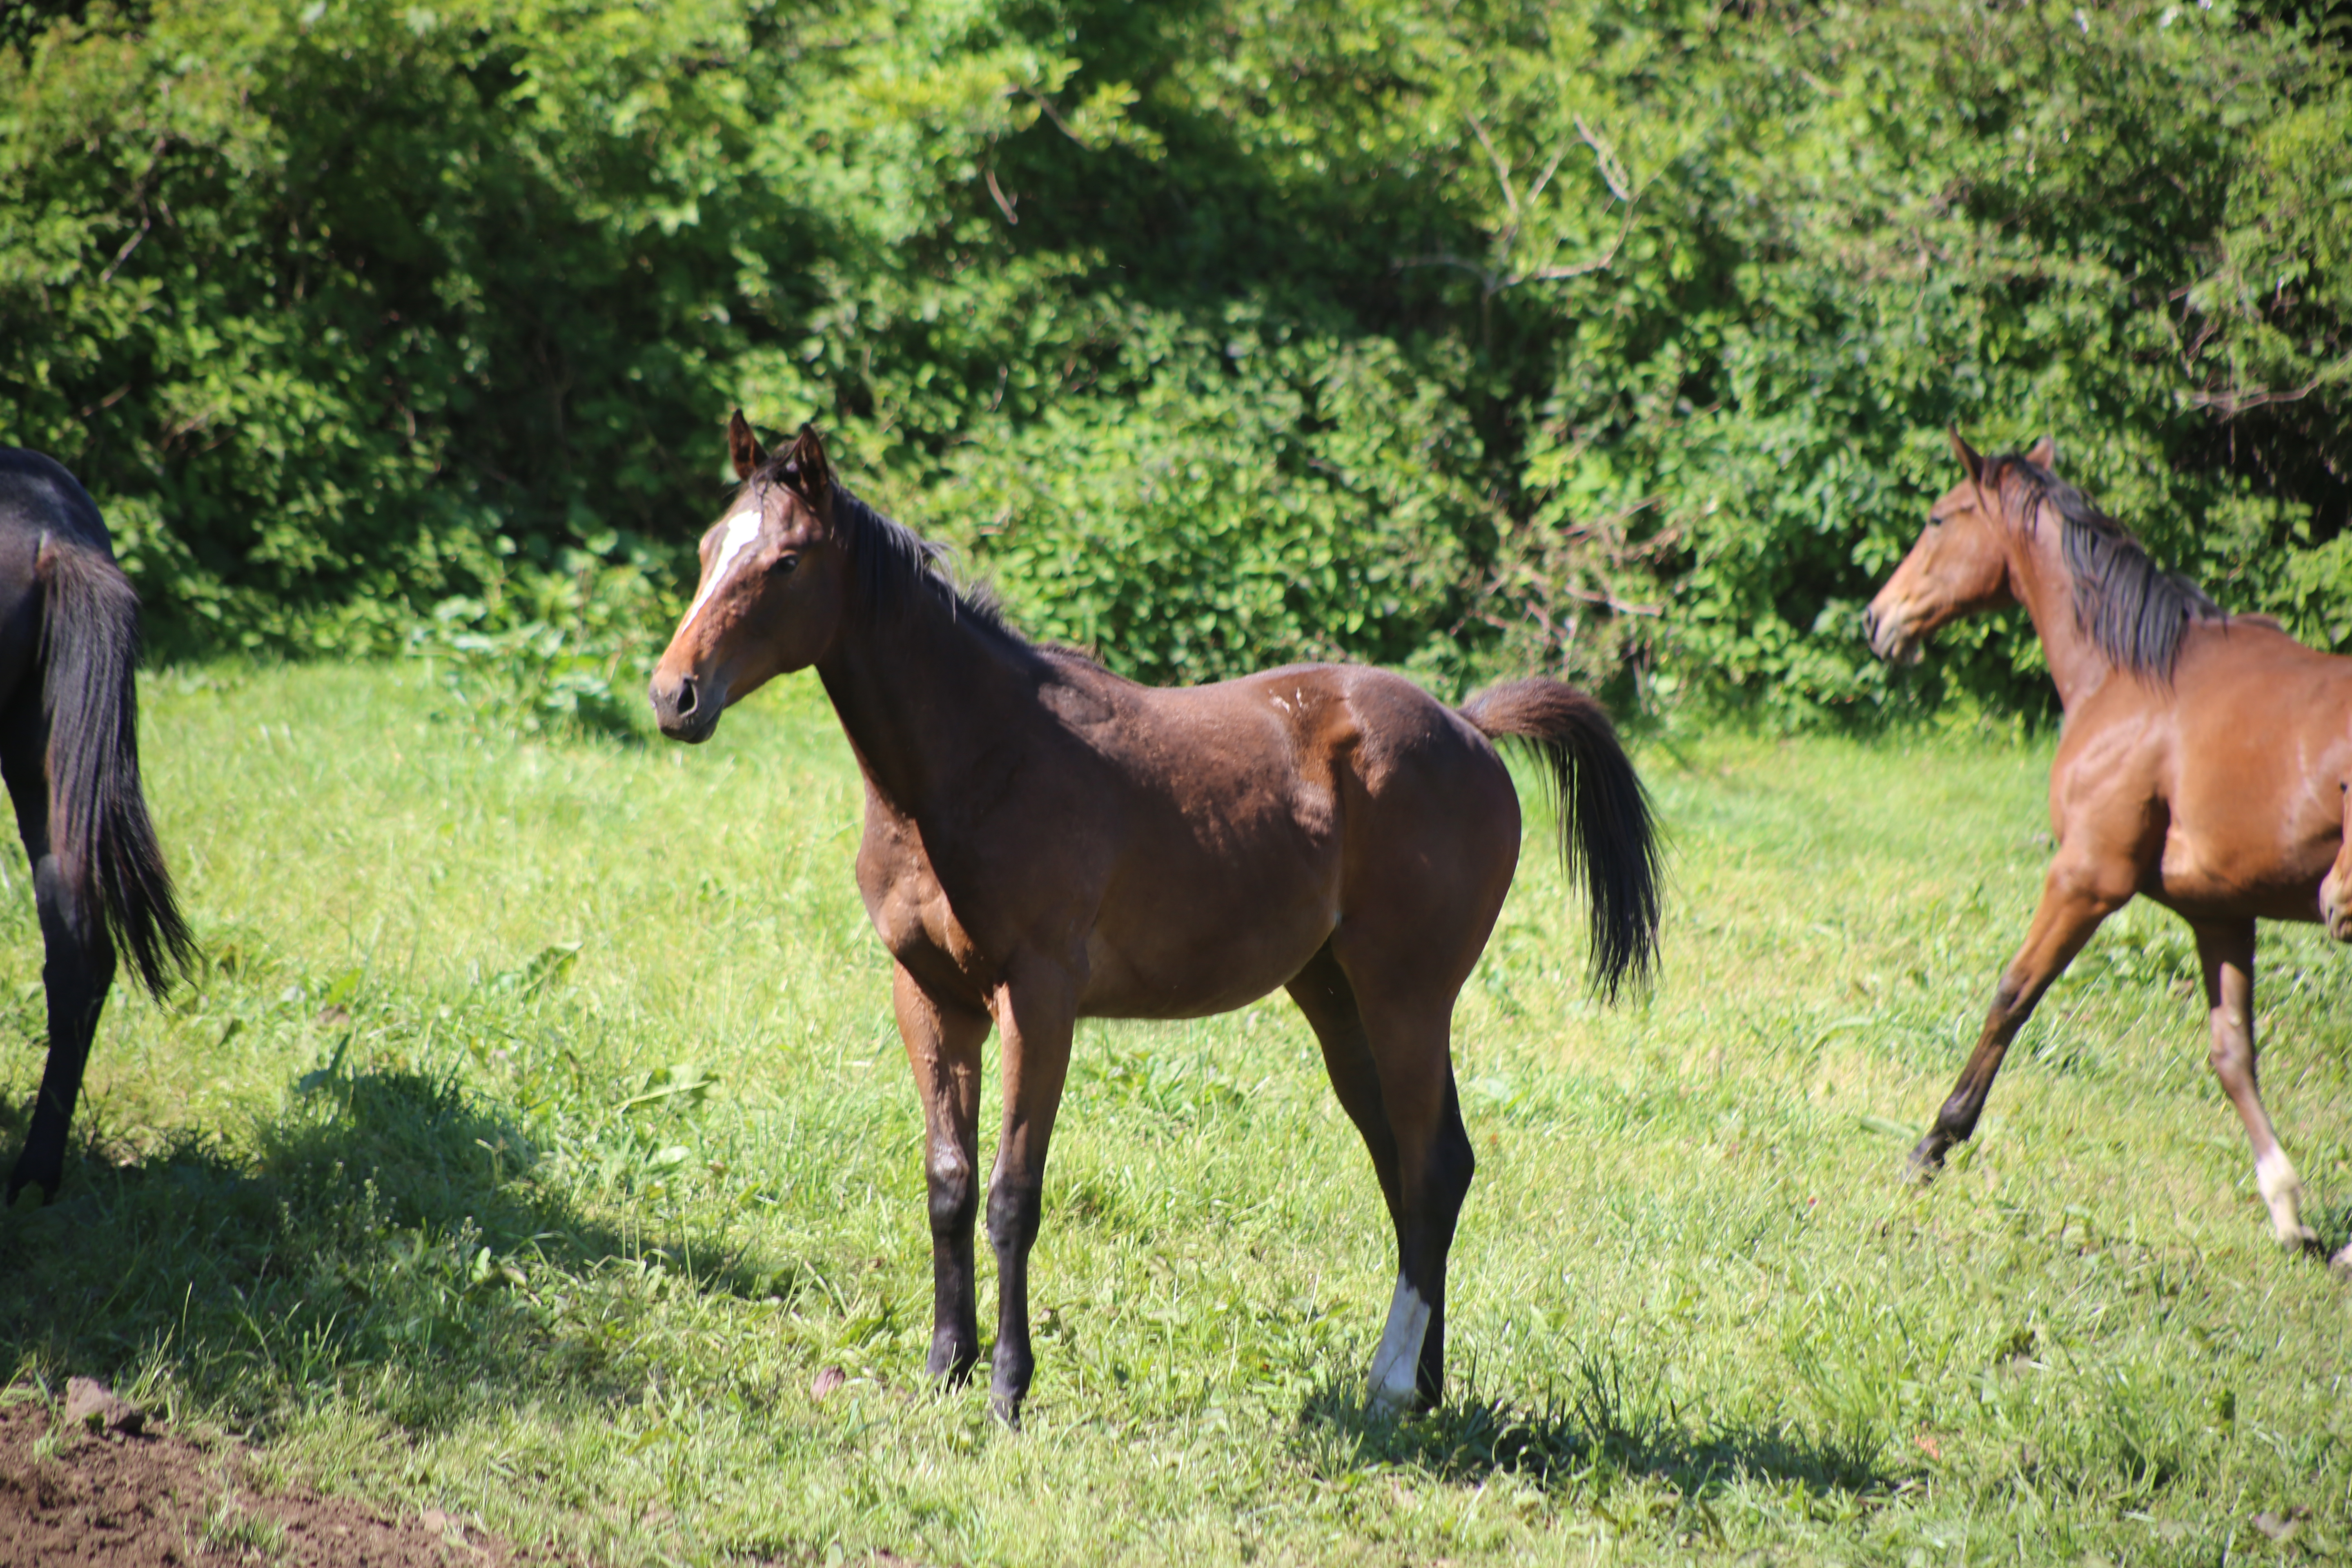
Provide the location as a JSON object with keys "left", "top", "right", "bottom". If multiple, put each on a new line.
{"left": 4, "top": 662, "right": 2350, "bottom": 1565}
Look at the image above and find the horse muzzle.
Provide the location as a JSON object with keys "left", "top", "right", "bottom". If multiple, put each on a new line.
{"left": 1861, "top": 602, "right": 1923, "bottom": 666}
{"left": 2323, "top": 869, "right": 2352, "bottom": 943}
{"left": 648, "top": 668, "right": 724, "bottom": 744}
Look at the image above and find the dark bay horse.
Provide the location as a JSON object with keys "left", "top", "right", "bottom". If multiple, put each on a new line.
{"left": 0, "top": 448, "right": 192, "bottom": 1204}
{"left": 1866, "top": 432, "right": 2352, "bottom": 1275}
{"left": 650, "top": 416, "right": 1661, "bottom": 1420}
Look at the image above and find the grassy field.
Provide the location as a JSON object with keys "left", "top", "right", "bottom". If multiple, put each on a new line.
{"left": 2, "top": 661, "right": 2349, "bottom": 1566}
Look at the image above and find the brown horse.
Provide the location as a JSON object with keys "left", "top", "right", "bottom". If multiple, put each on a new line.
{"left": 649, "top": 416, "right": 1660, "bottom": 1421}
{"left": 1865, "top": 432, "right": 2352, "bottom": 1274}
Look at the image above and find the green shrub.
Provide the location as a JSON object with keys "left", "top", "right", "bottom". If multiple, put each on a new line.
{"left": 2, "top": 0, "right": 2348, "bottom": 722}
{"left": 407, "top": 558, "right": 665, "bottom": 742}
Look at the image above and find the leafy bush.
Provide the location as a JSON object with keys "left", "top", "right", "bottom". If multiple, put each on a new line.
{"left": 407, "top": 559, "right": 664, "bottom": 742}
{"left": 2, "top": 0, "right": 2348, "bottom": 722}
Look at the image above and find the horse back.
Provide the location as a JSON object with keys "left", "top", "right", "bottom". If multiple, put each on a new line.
{"left": 1076, "top": 663, "right": 1518, "bottom": 1015}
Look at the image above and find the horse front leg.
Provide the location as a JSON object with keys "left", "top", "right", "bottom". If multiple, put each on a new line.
{"left": 985, "top": 969, "right": 1076, "bottom": 1425}
{"left": 893, "top": 965, "right": 990, "bottom": 1383}
{"left": 1910, "top": 857, "right": 2125, "bottom": 1181}
{"left": 2192, "top": 920, "right": 2318, "bottom": 1251}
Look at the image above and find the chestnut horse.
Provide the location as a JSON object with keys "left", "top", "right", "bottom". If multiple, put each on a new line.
{"left": 1865, "top": 432, "right": 2351, "bottom": 1274}
{"left": 650, "top": 417, "right": 1660, "bottom": 1421}
{"left": 0, "top": 448, "right": 192, "bottom": 1204}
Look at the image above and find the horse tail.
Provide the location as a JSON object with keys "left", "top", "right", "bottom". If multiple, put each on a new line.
{"left": 36, "top": 536, "right": 193, "bottom": 998}
{"left": 1459, "top": 678, "right": 1659, "bottom": 1000}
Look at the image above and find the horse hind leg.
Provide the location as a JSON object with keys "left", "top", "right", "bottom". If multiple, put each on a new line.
{"left": 1287, "top": 944, "right": 1402, "bottom": 1220}
{"left": 0, "top": 695, "right": 114, "bottom": 1205}
{"left": 1371, "top": 1067, "right": 1472, "bottom": 1410}
{"left": 2192, "top": 920, "right": 2318, "bottom": 1251}
{"left": 1290, "top": 944, "right": 1473, "bottom": 1411}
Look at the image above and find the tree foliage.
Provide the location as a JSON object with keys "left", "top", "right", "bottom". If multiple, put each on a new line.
{"left": 2, "top": 0, "right": 2347, "bottom": 718}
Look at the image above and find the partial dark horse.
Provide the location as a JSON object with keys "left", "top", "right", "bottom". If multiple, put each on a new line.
{"left": 0, "top": 448, "right": 192, "bottom": 1205}
{"left": 649, "top": 416, "right": 1661, "bottom": 1421}
{"left": 1865, "top": 433, "right": 2352, "bottom": 1275}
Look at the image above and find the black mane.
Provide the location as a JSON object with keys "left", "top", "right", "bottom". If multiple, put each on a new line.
{"left": 1991, "top": 452, "right": 2223, "bottom": 683}
{"left": 754, "top": 453, "right": 1026, "bottom": 646}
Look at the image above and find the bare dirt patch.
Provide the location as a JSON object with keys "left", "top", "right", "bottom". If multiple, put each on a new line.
{"left": 0, "top": 1381, "right": 514, "bottom": 1567}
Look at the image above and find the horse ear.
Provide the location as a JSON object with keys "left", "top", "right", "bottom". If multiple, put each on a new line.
{"left": 2025, "top": 435, "right": 2057, "bottom": 469}
{"left": 1949, "top": 428, "right": 1985, "bottom": 486}
{"left": 783, "top": 423, "right": 832, "bottom": 504}
{"left": 727, "top": 410, "right": 766, "bottom": 481}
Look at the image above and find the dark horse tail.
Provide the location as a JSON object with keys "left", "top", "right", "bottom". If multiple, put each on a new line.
{"left": 1460, "top": 678, "right": 1660, "bottom": 1000}
{"left": 37, "top": 538, "right": 192, "bottom": 998}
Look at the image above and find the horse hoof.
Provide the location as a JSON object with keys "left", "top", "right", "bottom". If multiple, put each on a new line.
{"left": 926, "top": 1341, "right": 978, "bottom": 1387}
{"left": 1904, "top": 1144, "right": 1945, "bottom": 1187}
{"left": 2331, "top": 1245, "right": 2352, "bottom": 1283}
{"left": 2267, "top": 1222, "right": 2323, "bottom": 1260}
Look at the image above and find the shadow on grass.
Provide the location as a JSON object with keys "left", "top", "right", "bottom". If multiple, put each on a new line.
{"left": 0, "top": 1063, "right": 813, "bottom": 1437}
{"left": 1290, "top": 1352, "right": 1902, "bottom": 1505}
{"left": 2304, "top": 1196, "right": 2352, "bottom": 1268}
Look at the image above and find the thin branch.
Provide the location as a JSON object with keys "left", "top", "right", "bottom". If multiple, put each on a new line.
{"left": 1507, "top": 198, "right": 1641, "bottom": 287}
{"left": 1522, "top": 144, "right": 1571, "bottom": 211}
{"left": 1464, "top": 113, "right": 1520, "bottom": 220}
{"left": 1025, "top": 87, "right": 1090, "bottom": 151}
{"left": 1573, "top": 113, "right": 1636, "bottom": 204}
{"left": 984, "top": 167, "right": 1019, "bottom": 225}
{"left": 1557, "top": 581, "right": 1663, "bottom": 617}
{"left": 96, "top": 213, "right": 150, "bottom": 287}
{"left": 76, "top": 383, "right": 131, "bottom": 420}
{"left": 2188, "top": 355, "right": 2352, "bottom": 415}
{"left": 1406, "top": 113, "right": 1645, "bottom": 296}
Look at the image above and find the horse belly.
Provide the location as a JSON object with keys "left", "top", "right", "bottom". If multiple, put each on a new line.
{"left": 2153, "top": 829, "right": 2337, "bottom": 924}
{"left": 1076, "top": 825, "right": 1342, "bottom": 1020}
{"left": 1078, "top": 911, "right": 1333, "bottom": 1020}
{"left": 2153, "top": 717, "right": 2352, "bottom": 924}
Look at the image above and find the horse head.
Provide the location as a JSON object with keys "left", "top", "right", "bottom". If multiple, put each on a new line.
{"left": 1863, "top": 432, "right": 2056, "bottom": 664}
{"left": 649, "top": 414, "right": 847, "bottom": 743}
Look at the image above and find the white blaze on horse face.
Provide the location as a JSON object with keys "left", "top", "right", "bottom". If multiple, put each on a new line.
{"left": 1366, "top": 1272, "right": 1431, "bottom": 1408}
{"left": 682, "top": 500, "right": 766, "bottom": 634}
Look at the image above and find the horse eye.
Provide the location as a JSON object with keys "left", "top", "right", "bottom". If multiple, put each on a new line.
{"left": 772, "top": 552, "right": 800, "bottom": 577}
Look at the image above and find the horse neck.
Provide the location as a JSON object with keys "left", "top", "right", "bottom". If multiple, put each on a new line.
{"left": 814, "top": 572, "right": 1038, "bottom": 822}
{"left": 2000, "top": 502, "right": 2112, "bottom": 710}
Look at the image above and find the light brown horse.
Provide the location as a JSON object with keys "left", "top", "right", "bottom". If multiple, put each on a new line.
{"left": 649, "top": 416, "right": 1661, "bottom": 1421}
{"left": 1866, "top": 432, "right": 2352, "bottom": 1274}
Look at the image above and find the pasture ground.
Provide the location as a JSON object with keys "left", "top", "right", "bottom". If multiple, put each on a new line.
{"left": 1, "top": 662, "right": 2348, "bottom": 1566}
{"left": 0, "top": 1377, "right": 517, "bottom": 1567}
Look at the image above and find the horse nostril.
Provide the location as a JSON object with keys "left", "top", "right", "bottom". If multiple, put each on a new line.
{"left": 675, "top": 677, "right": 697, "bottom": 717}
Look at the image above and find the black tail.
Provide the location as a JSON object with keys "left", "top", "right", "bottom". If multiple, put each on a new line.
{"left": 1460, "top": 678, "right": 1660, "bottom": 1000}
{"left": 38, "top": 537, "right": 192, "bottom": 998}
